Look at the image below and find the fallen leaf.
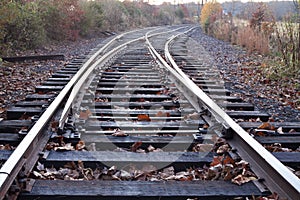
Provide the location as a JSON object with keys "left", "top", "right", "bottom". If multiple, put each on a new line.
{"left": 131, "top": 141, "right": 143, "bottom": 152}
{"left": 33, "top": 171, "right": 44, "bottom": 179}
{"left": 36, "top": 162, "right": 45, "bottom": 171}
{"left": 137, "top": 114, "right": 151, "bottom": 121}
{"left": 147, "top": 145, "right": 156, "bottom": 152}
{"left": 55, "top": 143, "right": 74, "bottom": 151}
{"left": 232, "top": 174, "right": 256, "bottom": 185}
{"left": 79, "top": 109, "right": 92, "bottom": 120}
{"left": 193, "top": 144, "right": 213, "bottom": 152}
{"left": 112, "top": 129, "right": 128, "bottom": 137}
{"left": 76, "top": 140, "right": 86, "bottom": 151}
{"left": 155, "top": 111, "right": 170, "bottom": 117}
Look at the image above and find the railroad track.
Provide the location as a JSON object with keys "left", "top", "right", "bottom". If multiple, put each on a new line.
{"left": 0, "top": 26, "right": 299, "bottom": 200}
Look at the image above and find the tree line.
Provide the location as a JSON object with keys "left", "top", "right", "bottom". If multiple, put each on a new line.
{"left": 0, "top": 0, "right": 191, "bottom": 56}
{"left": 200, "top": 0, "right": 299, "bottom": 79}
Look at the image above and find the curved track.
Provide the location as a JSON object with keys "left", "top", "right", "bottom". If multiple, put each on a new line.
{"left": 0, "top": 26, "right": 299, "bottom": 200}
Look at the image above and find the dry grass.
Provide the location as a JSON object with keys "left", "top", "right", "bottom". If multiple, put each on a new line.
{"left": 235, "top": 26, "right": 270, "bottom": 55}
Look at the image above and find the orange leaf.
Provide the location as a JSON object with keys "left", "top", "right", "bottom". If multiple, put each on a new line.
{"left": 137, "top": 114, "right": 151, "bottom": 121}
{"left": 210, "top": 156, "right": 223, "bottom": 166}
{"left": 223, "top": 155, "right": 235, "bottom": 165}
{"left": 257, "top": 122, "right": 271, "bottom": 129}
{"left": 76, "top": 140, "right": 85, "bottom": 151}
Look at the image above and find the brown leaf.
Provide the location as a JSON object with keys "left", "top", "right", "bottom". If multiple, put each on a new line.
{"left": 222, "top": 155, "right": 235, "bottom": 165}
{"left": 210, "top": 156, "right": 223, "bottom": 167}
{"left": 155, "top": 111, "right": 170, "bottom": 117}
{"left": 79, "top": 109, "right": 92, "bottom": 120}
{"left": 257, "top": 122, "right": 275, "bottom": 130}
{"left": 137, "top": 114, "right": 151, "bottom": 122}
{"left": 78, "top": 160, "right": 84, "bottom": 169}
{"left": 257, "top": 122, "right": 271, "bottom": 129}
{"left": 51, "top": 121, "right": 59, "bottom": 132}
{"left": 76, "top": 140, "right": 85, "bottom": 151}
{"left": 131, "top": 141, "right": 143, "bottom": 152}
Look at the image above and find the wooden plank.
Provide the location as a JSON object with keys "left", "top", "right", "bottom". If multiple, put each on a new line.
{"left": 0, "top": 150, "right": 14, "bottom": 160}
{"left": 99, "top": 78, "right": 161, "bottom": 82}
{"left": 0, "top": 120, "right": 32, "bottom": 132}
{"left": 42, "top": 151, "right": 214, "bottom": 170}
{"left": 202, "top": 89, "right": 230, "bottom": 95}
{"left": 15, "top": 101, "right": 48, "bottom": 107}
{"left": 91, "top": 108, "right": 194, "bottom": 115}
{"left": 35, "top": 85, "right": 64, "bottom": 92}
{"left": 43, "top": 81, "right": 68, "bottom": 86}
{"left": 210, "top": 95, "right": 242, "bottom": 102}
{"left": 82, "top": 101, "right": 185, "bottom": 108}
{"left": 0, "top": 133, "right": 20, "bottom": 143}
{"left": 25, "top": 94, "right": 55, "bottom": 101}
{"left": 239, "top": 122, "right": 300, "bottom": 132}
{"left": 98, "top": 82, "right": 163, "bottom": 87}
{"left": 47, "top": 78, "right": 71, "bottom": 81}
{"left": 2, "top": 54, "right": 64, "bottom": 62}
{"left": 273, "top": 152, "right": 300, "bottom": 167}
{"left": 256, "top": 136, "right": 300, "bottom": 149}
{"left": 102, "top": 71, "right": 158, "bottom": 75}
{"left": 96, "top": 88, "right": 167, "bottom": 94}
{"left": 82, "top": 120, "right": 201, "bottom": 131}
{"left": 6, "top": 107, "right": 42, "bottom": 120}
{"left": 81, "top": 135, "right": 202, "bottom": 151}
{"left": 83, "top": 130, "right": 202, "bottom": 136}
{"left": 60, "top": 68, "right": 78, "bottom": 71}
{"left": 218, "top": 102, "right": 254, "bottom": 111}
{"left": 19, "top": 180, "right": 264, "bottom": 199}
{"left": 94, "top": 94, "right": 172, "bottom": 100}
{"left": 55, "top": 70, "right": 77, "bottom": 74}
{"left": 52, "top": 73, "right": 72, "bottom": 78}
{"left": 226, "top": 111, "right": 270, "bottom": 121}
{"left": 101, "top": 74, "right": 158, "bottom": 79}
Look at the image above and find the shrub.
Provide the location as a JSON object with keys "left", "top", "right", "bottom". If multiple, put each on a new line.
{"left": 200, "top": 0, "right": 223, "bottom": 34}
{"left": 273, "top": 14, "right": 299, "bottom": 75}
{"left": 78, "top": 1, "right": 104, "bottom": 37}
{"left": 38, "top": 0, "right": 84, "bottom": 41}
{"left": 236, "top": 26, "right": 270, "bottom": 54}
{"left": 0, "top": 1, "right": 46, "bottom": 53}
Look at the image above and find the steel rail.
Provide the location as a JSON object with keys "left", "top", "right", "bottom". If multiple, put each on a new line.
{"left": 146, "top": 30, "right": 203, "bottom": 113}
{"left": 164, "top": 30, "right": 300, "bottom": 200}
{"left": 58, "top": 26, "right": 187, "bottom": 131}
{"left": 0, "top": 28, "right": 154, "bottom": 199}
{"left": 58, "top": 28, "right": 155, "bottom": 129}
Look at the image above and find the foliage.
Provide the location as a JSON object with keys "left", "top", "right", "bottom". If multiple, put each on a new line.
{"left": 205, "top": 0, "right": 299, "bottom": 79}
{"left": 272, "top": 14, "right": 299, "bottom": 77}
{"left": 0, "top": 0, "right": 195, "bottom": 55}
{"left": 38, "top": 0, "right": 84, "bottom": 41}
{"left": 0, "top": 1, "right": 45, "bottom": 54}
{"left": 200, "top": 0, "right": 223, "bottom": 34}
{"left": 78, "top": 1, "right": 104, "bottom": 37}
